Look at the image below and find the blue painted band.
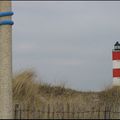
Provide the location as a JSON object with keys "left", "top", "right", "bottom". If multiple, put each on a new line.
{"left": 0, "top": 20, "right": 14, "bottom": 25}
{"left": 0, "top": 11, "right": 14, "bottom": 17}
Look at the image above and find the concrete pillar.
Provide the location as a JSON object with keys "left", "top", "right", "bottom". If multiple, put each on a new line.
{"left": 0, "top": 1, "right": 13, "bottom": 119}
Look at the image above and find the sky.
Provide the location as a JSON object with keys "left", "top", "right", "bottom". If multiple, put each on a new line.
{"left": 12, "top": 1, "right": 120, "bottom": 91}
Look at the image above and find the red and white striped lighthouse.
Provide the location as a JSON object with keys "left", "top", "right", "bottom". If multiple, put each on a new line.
{"left": 112, "top": 41, "right": 120, "bottom": 86}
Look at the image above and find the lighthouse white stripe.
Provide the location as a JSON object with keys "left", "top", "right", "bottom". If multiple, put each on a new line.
{"left": 113, "top": 77, "right": 120, "bottom": 86}
{"left": 113, "top": 60, "right": 120, "bottom": 68}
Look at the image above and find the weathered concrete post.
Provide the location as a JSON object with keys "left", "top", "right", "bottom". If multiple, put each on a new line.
{"left": 0, "top": 1, "right": 13, "bottom": 119}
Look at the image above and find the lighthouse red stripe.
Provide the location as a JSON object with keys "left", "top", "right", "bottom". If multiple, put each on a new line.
{"left": 112, "top": 51, "right": 120, "bottom": 60}
{"left": 113, "top": 69, "right": 120, "bottom": 77}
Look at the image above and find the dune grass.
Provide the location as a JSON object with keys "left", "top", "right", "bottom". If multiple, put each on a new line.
{"left": 12, "top": 70, "right": 120, "bottom": 111}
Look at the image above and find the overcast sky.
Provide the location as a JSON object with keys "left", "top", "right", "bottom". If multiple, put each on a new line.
{"left": 12, "top": 1, "right": 120, "bottom": 91}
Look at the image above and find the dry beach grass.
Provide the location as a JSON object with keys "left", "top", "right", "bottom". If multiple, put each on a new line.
{"left": 12, "top": 70, "right": 120, "bottom": 119}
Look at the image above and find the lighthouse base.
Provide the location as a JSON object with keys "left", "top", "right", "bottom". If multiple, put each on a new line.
{"left": 113, "top": 78, "right": 120, "bottom": 86}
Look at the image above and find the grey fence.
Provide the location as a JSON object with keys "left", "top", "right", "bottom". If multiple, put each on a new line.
{"left": 14, "top": 104, "right": 120, "bottom": 119}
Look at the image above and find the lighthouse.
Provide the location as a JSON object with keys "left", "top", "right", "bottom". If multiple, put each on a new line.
{"left": 112, "top": 41, "right": 120, "bottom": 86}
